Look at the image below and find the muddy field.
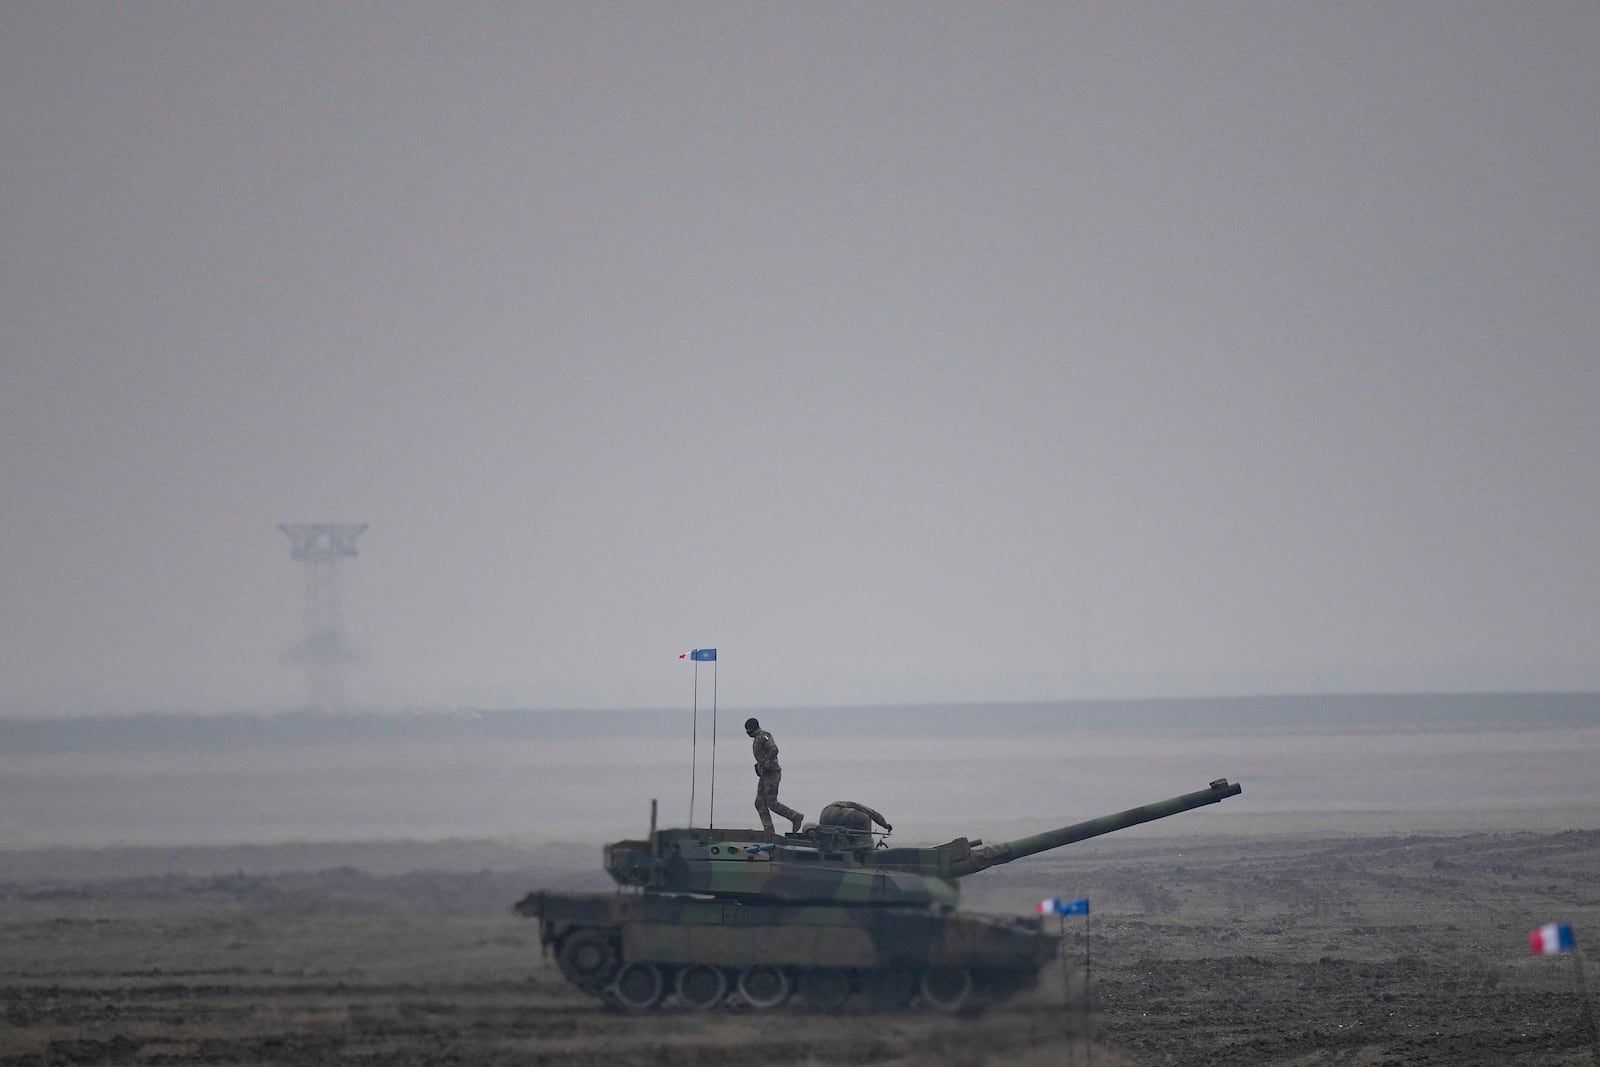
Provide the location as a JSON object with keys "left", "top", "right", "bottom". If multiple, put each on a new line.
{"left": 3, "top": 828, "right": 1600, "bottom": 1066}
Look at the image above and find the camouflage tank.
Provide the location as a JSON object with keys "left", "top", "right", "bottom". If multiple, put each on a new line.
{"left": 515, "top": 778, "right": 1242, "bottom": 1012}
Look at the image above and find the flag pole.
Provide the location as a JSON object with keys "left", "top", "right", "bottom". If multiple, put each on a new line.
{"left": 709, "top": 658, "right": 718, "bottom": 828}
{"left": 690, "top": 661, "right": 699, "bottom": 825}
{"left": 1057, "top": 913, "right": 1075, "bottom": 1067}
{"left": 1085, "top": 907, "right": 1093, "bottom": 1067}
{"left": 1575, "top": 943, "right": 1600, "bottom": 1067}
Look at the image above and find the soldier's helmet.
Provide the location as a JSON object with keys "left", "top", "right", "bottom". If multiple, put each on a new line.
{"left": 744, "top": 717, "right": 760, "bottom": 733}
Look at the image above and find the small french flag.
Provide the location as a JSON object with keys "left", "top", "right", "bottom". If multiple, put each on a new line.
{"left": 1037, "top": 897, "right": 1090, "bottom": 916}
{"left": 1530, "top": 922, "right": 1575, "bottom": 955}
{"left": 679, "top": 649, "right": 716, "bottom": 662}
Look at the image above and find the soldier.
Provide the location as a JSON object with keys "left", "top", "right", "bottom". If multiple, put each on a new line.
{"left": 816, "top": 800, "right": 892, "bottom": 848}
{"left": 818, "top": 800, "right": 892, "bottom": 835}
{"left": 745, "top": 717, "right": 804, "bottom": 840}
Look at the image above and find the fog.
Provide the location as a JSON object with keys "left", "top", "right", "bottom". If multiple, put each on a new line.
{"left": 3, "top": 5, "right": 1598, "bottom": 716}
{"left": 5, "top": 696, "right": 1597, "bottom": 848}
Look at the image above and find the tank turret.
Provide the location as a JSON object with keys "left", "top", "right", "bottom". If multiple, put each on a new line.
{"left": 599, "top": 778, "right": 1241, "bottom": 907}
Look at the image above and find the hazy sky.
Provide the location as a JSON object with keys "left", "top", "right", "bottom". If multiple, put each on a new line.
{"left": 3, "top": 3, "right": 1597, "bottom": 715}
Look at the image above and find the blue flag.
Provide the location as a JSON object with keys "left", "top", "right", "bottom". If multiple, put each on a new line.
{"left": 1036, "top": 897, "right": 1090, "bottom": 916}
{"left": 679, "top": 648, "right": 717, "bottom": 661}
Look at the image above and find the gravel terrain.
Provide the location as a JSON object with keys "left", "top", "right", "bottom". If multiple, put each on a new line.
{"left": 3, "top": 829, "right": 1599, "bottom": 1065}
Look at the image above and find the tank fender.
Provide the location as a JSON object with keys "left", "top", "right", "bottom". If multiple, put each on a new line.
{"left": 513, "top": 890, "right": 545, "bottom": 918}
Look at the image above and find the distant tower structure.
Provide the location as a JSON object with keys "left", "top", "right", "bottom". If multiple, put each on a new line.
{"left": 279, "top": 522, "right": 367, "bottom": 710}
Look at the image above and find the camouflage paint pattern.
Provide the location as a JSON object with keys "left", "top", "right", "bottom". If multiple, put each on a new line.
{"left": 517, "top": 889, "right": 1058, "bottom": 972}
{"left": 517, "top": 779, "right": 1242, "bottom": 1010}
{"left": 601, "top": 779, "right": 1242, "bottom": 905}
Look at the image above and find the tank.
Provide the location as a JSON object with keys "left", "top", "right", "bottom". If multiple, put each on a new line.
{"left": 515, "top": 778, "right": 1242, "bottom": 1013}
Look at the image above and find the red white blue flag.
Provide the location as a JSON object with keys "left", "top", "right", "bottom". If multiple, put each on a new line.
{"left": 1037, "top": 897, "right": 1090, "bottom": 916}
{"left": 679, "top": 649, "right": 716, "bottom": 661}
{"left": 1530, "top": 922, "right": 1575, "bottom": 955}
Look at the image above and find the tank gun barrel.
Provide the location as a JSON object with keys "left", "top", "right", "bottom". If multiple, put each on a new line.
{"left": 948, "top": 779, "right": 1242, "bottom": 878}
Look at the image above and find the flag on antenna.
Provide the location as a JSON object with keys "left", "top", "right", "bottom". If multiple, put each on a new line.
{"left": 680, "top": 649, "right": 717, "bottom": 661}
{"left": 1530, "top": 922, "right": 1575, "bottom": 955}
{"left": 1037, "top": 897, "right": 1090, "bottom": 916}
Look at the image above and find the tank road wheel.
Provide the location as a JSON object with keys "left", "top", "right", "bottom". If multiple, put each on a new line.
{"left": 555, "top": 929, "right": 620, "bottom": 995}
{"left": 974, "top": 969, "right": 1032, "bottom": 1002}
{"left": 920, "top": 967, "right": 975, "bottom": 1013}
{"left": 858, "top": 969, "right": 916, "bottom": 1012}
{"left": 798, "top": 969, "right": 852, "bottom": 1011}
{"left": 675, "top": 964, "right": 728, "bottom": 1011}
{"left": 737, "top": 965, "right": 791, "bottom": 1010}
{"left": 612, "top": 961, "right": 665, "bottom": 1010}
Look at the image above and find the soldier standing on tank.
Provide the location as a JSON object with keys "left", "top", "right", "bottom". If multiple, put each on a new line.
{"left": 745, "top": 717, "right": 804, "bottom": 840}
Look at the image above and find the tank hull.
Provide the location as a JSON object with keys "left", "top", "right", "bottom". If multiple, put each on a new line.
{"left": 518, "top": 889, "right": 1059, "bottom": 1012}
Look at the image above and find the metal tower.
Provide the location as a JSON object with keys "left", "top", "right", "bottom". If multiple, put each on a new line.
{"left": 279, "top": 522, "right": 367, "bottom": 710}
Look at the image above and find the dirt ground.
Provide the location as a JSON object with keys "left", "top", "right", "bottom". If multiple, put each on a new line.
{"left": 3, "top": 828, "right": 1599, "bottom": 1066}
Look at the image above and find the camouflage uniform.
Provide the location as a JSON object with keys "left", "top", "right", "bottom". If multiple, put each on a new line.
{"left": 751, "top": 728, "right": 803, "bottom": 837}
{"left": 818, "top": 800, "right": 891, "bottom": 834}
{"left": 817, "top": 800, "right": 892, "bottom": 847}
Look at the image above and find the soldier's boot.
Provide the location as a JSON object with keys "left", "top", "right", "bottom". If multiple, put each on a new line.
{"left": 768, "top": 798, "right": 802, "bottom": 837}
